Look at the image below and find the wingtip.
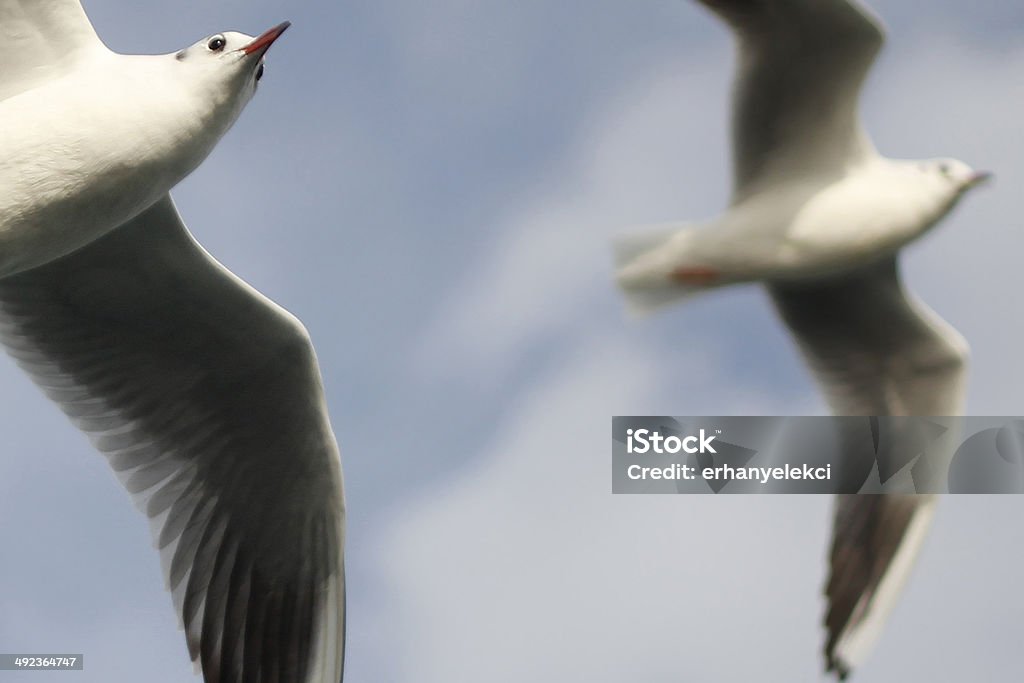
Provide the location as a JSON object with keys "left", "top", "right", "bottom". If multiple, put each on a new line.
{"left": 825, "top": 650, "right": 852, "bottom": 680}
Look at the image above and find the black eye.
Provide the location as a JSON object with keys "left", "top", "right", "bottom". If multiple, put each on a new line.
{"left": 255, "top": 63, "right": 265, "bottom": 81}
{"left": 207, "top": 35, "right": 226, "bottom": 52}
{"left": 939, "top": 163, "right": 951, "bottom": 176}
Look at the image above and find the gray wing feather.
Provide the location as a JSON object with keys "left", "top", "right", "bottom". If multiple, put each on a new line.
{"left": 768, "top": 258, "right": 967, "bottom": 417}
{"left": 694, "top": 0, "right": 885, "bottom": 198}
{"left": 769, "top": 257, "right": 966, "bottom": 678}
{"left": 823, "top": 495, "right": 919, "bottom": 679}
{"left": 0, "top": 196, "right": 345, "bottom": 683}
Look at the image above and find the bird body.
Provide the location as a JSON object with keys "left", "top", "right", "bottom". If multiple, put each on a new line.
{"left": 617, "top": 156, "right": 986, "bottom": 309}
{"left": 0, "top": 2, "right": 346, "bottom": 681}
{"left": 613, "top": 0, "right": 989, "bottom": 677}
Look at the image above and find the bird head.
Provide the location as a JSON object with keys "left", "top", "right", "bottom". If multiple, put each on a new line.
{"left": 170, "top": 22, "right": 290, "bottom": 123}
{"left": 903, "top": 157, "right": 992, "bottom": 225}
{"left": 920, "top": 158, "right": 992, "bottom": 197}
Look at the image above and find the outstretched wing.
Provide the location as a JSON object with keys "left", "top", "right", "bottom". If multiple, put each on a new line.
{"left": 769, "top": 258, "right": 967, "bottom": 418}
{"left": 0, "top": 0, "right": 106, "bottom": 101}
{"left": 0, "top": 196, "right": 346, "bottom": 683}
{"left": 769, "top": 257, "right": 967, "bottom": 678}
{"left": 694, "top": 0, "right": 885, "bottom": 199}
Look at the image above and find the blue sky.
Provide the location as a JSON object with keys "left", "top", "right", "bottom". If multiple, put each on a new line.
{"left": 1, "top": 1, "right": 1023, "bottom": 681}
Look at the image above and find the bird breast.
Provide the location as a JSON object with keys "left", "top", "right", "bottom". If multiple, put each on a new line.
{"left": 716, "top": 169, "right": 953, "bottom": 281}
{"left": 0, "top": 60, "right": 214, "bottom": 278}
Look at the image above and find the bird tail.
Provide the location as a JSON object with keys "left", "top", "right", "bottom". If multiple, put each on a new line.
{"left": 613, "top": 225, "right": 715, "bottom": 315}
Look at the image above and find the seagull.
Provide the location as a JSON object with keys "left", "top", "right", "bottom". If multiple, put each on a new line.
{"left": 613, "top": 0, "right": 988, "bottom": 678}
{"left": 0, "top": 3, "right": 345, "bottom": 682}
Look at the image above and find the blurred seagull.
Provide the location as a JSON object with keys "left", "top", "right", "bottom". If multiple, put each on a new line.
{"left": 613, "top": 0, "right": 989, "bottom": 678}
{"left": 0, "top": 2, "right": 345, "bottom": 682}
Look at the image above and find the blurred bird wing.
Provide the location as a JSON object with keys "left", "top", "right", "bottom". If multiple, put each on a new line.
{"left": 823, "top": 494, "right": 936, "bottom": 678}
{"left": 769, "top": 257, "right": 966, "bottom": 677}
{"left": 694, "top": 0, "right": 885, "bottom": 199}
{"left": 768, "top": 258, "right": 967, "bottom": 418}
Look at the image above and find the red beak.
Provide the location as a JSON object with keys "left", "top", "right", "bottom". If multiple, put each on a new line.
{"left": 241, "top": 21, "right": 291, "bottom": 55}
{"left": 968, "top": 171, "right": 993, "bottom": 188}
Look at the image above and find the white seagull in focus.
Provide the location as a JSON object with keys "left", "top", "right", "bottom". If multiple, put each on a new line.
{"left": 0, "top": 2, "right": 345, "bottom": 682}
{"left": 613, "top": 0, "right": 989, "bottom": 678}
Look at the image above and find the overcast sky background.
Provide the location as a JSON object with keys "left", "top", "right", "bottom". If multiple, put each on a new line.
{"left": 1, "top": 1, "right": 1023, "bottom": 681}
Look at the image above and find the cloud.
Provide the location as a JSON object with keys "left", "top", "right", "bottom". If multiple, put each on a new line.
{"left": 380, "top": 333, "right": 830, "bottom": 682}
{"left": 412, "top": 59, "right": 731, "bottom": 384}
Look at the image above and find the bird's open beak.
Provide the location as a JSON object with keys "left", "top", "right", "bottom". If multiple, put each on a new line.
{"left": 241, "top": 21, "right": 291, "bottom": 56}
{"left": 966, "top": 170, "right": 993, "bottom": 188}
